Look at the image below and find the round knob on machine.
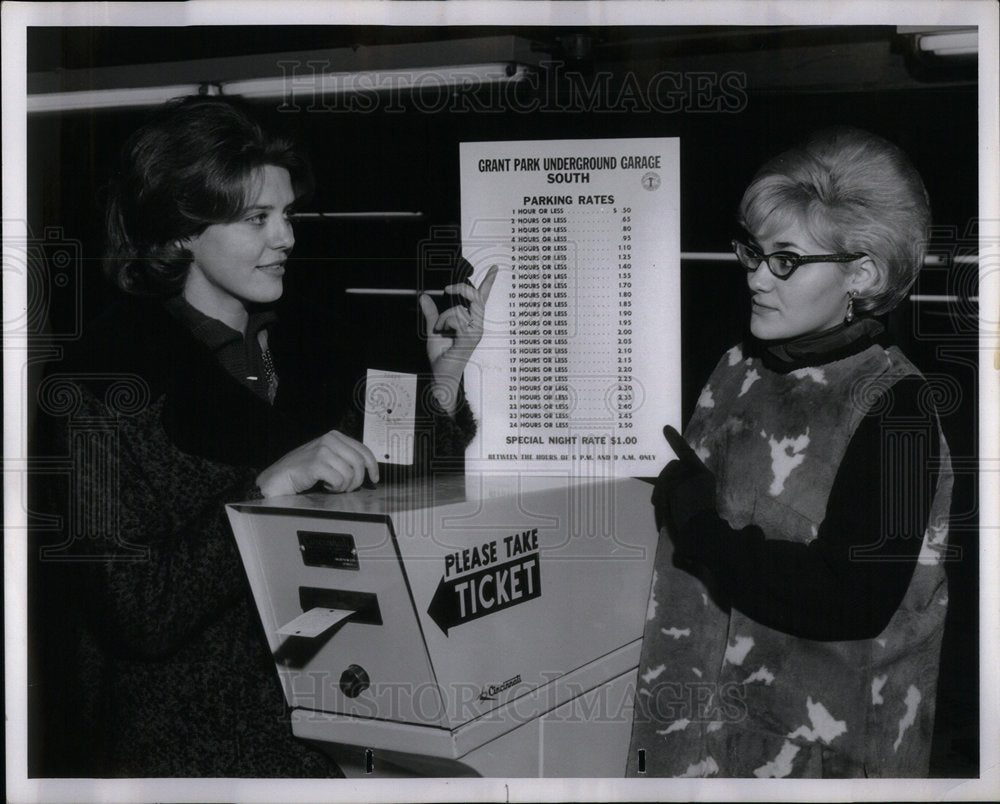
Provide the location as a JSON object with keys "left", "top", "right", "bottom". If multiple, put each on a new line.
{"left": 339, "top": 664, "right": 370, "bottom": 698}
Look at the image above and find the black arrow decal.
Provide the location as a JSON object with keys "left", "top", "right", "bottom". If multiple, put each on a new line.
{"left": 427, "top": 575, "right": 456, "bottom": 635}
{"left": 427, "top": 553, "right": 541, "bottom": 636}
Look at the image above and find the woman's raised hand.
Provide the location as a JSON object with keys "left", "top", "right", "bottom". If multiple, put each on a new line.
{"left": 418, "top": 264, "right": 499, "bottom": 415}
{"left": 651, "top": 426, "right": 718, "bottom": 556}
{"left": 256, "top": 429, "right": 379, "bottom": 497}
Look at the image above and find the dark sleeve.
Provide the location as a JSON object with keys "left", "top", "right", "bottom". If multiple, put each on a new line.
{"left": 274, "top": 290, "right": 477, "bottom": 474}
{"left": 415, "top": 376, "right": 478, "bottom": 455}
{"left": 337, "top": 377, "right": 477, "bottom": 480}
{"left": 678, "top": 376, "right": 939, "bottom": 641}
{"left": 52, "top": 386, "right": 261, "bottom": 660}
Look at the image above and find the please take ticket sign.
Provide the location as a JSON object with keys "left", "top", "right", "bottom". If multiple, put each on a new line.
{"left": 460, "top": 137, "right": 682, "bottom": 477}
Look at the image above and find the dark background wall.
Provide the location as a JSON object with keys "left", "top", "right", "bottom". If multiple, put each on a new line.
{"left": 25, "top": 25, "right": 980, "bottom": 775}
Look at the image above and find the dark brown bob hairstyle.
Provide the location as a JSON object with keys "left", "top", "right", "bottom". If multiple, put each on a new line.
{"left": 103, "top": 95, "right": 313, "bottom": 296}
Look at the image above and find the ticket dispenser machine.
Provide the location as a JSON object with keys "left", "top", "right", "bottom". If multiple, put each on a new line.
{"left": 227, "top": 473, "right": 657, "bottom": 777}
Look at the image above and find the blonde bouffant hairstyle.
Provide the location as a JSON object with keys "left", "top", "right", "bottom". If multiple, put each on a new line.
{"left": 739, "top": 127, "right": 931, "bottom": 316}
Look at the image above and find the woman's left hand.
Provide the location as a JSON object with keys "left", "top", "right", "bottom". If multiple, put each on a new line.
{"left": 418, "top": 264, "right": 499, "bottom": 415}
{"left": 653, "top": 426, "right": 718, "bottom": 536}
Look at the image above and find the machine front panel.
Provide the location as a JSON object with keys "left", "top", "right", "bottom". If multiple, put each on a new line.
{"left": 393, "top": 477, "right": 657, "bottom": 728}
{"left": 228, "top": 476, "right": 657, "bottom": 735}
{"left": 228, "top": 509, "right": 447, "bottom": 727}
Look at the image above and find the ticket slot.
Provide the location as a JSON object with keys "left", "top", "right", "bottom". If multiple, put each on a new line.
{"left": 299, "top": 586, "right": 383, "bottom": 626}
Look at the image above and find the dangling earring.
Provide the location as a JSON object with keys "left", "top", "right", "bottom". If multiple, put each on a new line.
{"left": 845, "top": 291, "right": 857, "bottom": 324}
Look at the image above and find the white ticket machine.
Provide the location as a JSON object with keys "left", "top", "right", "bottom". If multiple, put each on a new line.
{"left": 227, "top": 473, "right": 657, "bottom": 777}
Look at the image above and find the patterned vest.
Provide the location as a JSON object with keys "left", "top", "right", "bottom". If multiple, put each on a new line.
{"left": 627, "top": 342, "right": 952, "bottom": 777}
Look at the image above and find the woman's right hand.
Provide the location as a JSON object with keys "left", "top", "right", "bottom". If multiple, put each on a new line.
{"left": 256, "top": 430, "right": 379, "bottom": 497}
{"left": 652, "top": 426, "right": 717, "bottom": 534}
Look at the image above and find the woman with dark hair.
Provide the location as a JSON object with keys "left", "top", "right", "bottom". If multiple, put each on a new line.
{"left": 33, "top": 96, "right": 495, "bottom": 776}
{"left": 627, "top": 128, "right": 952, "bottom": 777}
{"left": 104, "top": 96, "right": 314, "bottom": 297}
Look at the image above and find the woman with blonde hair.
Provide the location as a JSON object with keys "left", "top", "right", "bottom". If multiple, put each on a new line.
{"left": 629, "top": 127, "right": 952, "bottom": 778}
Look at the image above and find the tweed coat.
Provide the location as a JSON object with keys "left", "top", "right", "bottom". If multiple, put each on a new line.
{"left": 30, "top": 293, "right": 474, "bottom": 776}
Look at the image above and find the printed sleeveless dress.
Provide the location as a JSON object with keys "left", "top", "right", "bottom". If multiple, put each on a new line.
{"left": 627, "top": 342, "right": 952, "bottom": 777}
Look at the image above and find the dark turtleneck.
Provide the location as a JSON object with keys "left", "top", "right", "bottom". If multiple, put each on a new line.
{"left": 673, "top": 322, "right": 941, "bottom": 641}
{"left": 759, "top": 317, "right": 887, "bottom": 372}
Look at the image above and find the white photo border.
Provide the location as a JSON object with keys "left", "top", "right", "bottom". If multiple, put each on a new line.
{"left": 4, "top": 2, "right": 998, "bottom": 802}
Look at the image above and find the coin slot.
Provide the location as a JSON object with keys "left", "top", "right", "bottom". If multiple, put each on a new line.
{"left": 297, "top": 530, "right": 359, "bottom": 570}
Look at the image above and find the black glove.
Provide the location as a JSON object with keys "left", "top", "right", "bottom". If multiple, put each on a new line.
{"left": 651, "top": 426, "right": 718, "bottom": 551}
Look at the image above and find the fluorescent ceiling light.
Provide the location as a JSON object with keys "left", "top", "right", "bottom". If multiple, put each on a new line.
{"left": 897, "top": 26, "right": 978, "bottom": 58}
{"left": 27, "top": 62, "right": 529, "bottom": 114}
{"left": 28, "top": 83, "right": 208, "bottom": 113}
{"left": 225, "top": 63, "right": 529, "bottom": 99}
{"left": 916, "top": 31, "right": 978, "bottom": 57}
